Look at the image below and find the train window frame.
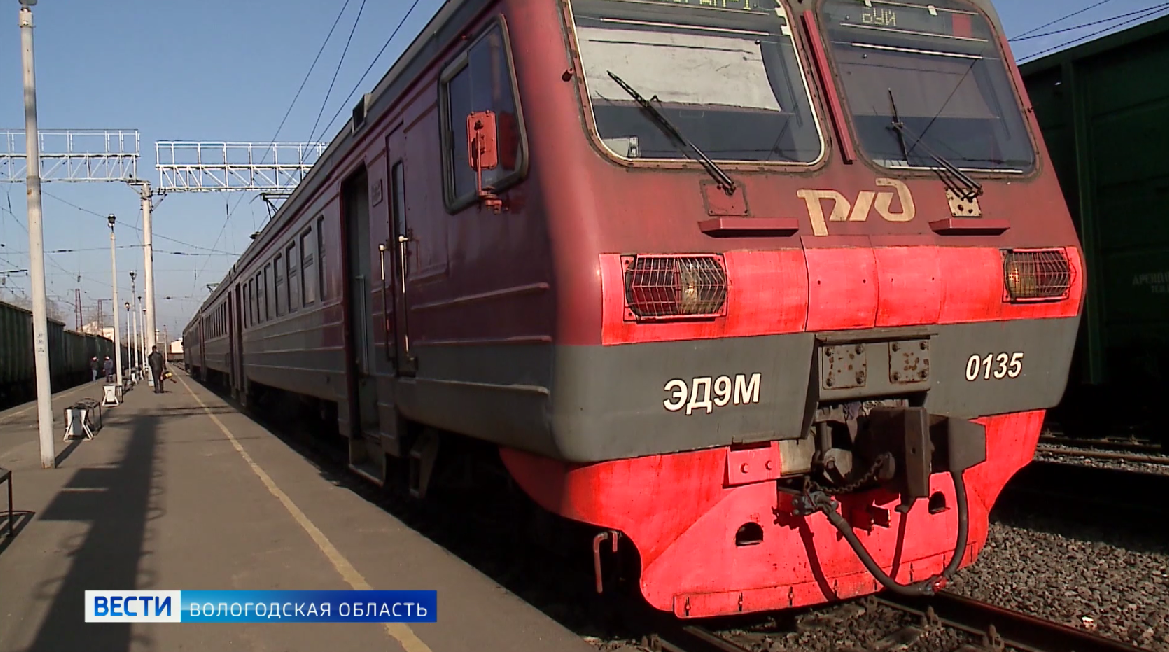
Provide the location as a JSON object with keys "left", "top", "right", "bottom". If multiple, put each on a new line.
{"left": 255, "top": 272, "right": 264, "bottom": 323}
{"left": 562, "top": 0, "right": 827, "bottom": 170}
{"left": 317, "top": 216, "right": 327, "bottom": 302}
{"left": 274, "top": 254, "right": 285, "bottom": 317}
{"left": 437, "top": 16, "right": 531, "bottom": 214}
{"left": 301, "top": 227, "right": 316, "bottom": 306}
{"left": 264, "top": 263, "right": 273, "bottom": 321}
{"left": 813, "top": 0, "right": 1038, "bottom": 176}
{"left": 287, "top": 241, "right": 300, "bottom": 313}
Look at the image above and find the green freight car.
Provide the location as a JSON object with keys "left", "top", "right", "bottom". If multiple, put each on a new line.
{"left": 0, "top": 300, "right": 118, "bottom": 409}
{"left": 1020, "top": 15, "right": 1169, "bottom": 435}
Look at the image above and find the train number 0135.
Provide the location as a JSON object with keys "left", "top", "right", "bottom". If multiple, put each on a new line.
{"left": 965, "top": 352, "right": 1023, "bottom": 381}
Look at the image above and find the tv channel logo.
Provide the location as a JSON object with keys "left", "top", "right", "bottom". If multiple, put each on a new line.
{"left": 86, "top": 591, "right": 182, "bottom": 623}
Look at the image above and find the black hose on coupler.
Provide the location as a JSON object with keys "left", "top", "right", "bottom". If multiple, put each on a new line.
{"left": 815, "top": 470, "right": 969, "bottom": 596}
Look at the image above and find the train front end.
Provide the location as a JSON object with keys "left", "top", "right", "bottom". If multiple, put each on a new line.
{"left": 498, "top": 0, "right": 1085, "bottom": 617}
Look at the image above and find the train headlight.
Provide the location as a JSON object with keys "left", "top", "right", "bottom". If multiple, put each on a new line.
{"left": 623, "top": 254, "right": 728, "bottom": 320}
{"left": 1002, "top": 249, "right": 1073, "bottom": 302}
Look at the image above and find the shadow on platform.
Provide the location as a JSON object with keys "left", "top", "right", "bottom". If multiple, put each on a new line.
{"left": 22, "top": 413, "right": 162, "bottom": 652}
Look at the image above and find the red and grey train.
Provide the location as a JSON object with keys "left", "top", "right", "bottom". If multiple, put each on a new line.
{"left": 184, "top": 0, "right": 1084, "bottom": 619}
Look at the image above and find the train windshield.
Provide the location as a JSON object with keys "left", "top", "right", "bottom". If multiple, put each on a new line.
{"left": 819, "top": 0, "right": 1034, "bottom": 172}
{"left": 568, "top": 0, "right": 823, "bottom": 163}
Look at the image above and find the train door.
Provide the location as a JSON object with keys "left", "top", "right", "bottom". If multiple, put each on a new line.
{"left": 232, "top": 283, "right": 245, "bottom": 403}
{"left": 341, "top": 166, "right": 384, "bottom": 482}
{"left": 386, "top": 139, "right": 415, "bottom": 376}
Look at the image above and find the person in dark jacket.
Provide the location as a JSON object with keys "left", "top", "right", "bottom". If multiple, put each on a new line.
{"left": 103, "top": 356, "right": 114, "bottom": 382}
{"left": 148, "top": 346, "right": 166, "bottom": 394}
{"left": 91, "top": 356, "right": 99, "bottom": 382}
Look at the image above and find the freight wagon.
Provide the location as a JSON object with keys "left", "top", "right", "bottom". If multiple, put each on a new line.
{"left": 0, "top": 300, "right": 119, "bottom": 409}
{"left": 1020, "top": 14, "right": 1169, "bottom": 436}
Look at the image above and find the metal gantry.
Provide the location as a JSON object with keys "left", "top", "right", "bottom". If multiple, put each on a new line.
{"left": 0, "top": 128, "right": 140, "bottom": 182}
{"left": 155, "top": 141, "right": 327, "bottom": 193}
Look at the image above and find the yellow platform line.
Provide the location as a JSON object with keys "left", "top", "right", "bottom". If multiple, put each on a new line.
{"left": 178, "top": 374, "right": 432, "bottom": 652}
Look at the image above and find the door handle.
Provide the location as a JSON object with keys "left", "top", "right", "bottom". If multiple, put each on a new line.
{"left": 378, "top": 243, "right": 386, "bottom": 282}
{"left": 396, "top": 234, "right": 410, "bottom": 287}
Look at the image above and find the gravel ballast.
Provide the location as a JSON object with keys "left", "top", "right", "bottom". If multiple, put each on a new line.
{"left": 948, "top": 509, "right": 1169, "bottom": 651}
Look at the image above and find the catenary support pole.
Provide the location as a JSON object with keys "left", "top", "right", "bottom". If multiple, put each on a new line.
{"left": 141, "top": 183, "right": 157, "bottom": 387}
{"left": 19, "top": 1, "right": 54, "bottom": 469}
{"left": 109, "top": 215, "right": 122, "bottom": 390}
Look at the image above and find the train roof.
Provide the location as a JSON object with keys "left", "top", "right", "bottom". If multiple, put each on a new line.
{"left": 184, "top": 0, "right": 1013, "bottom": 331}
{"left": 0, "top": 298, "right": 113, "bottom": 340}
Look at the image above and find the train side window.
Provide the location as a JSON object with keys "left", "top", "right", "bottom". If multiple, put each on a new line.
{"left": 258, "top": 273, "right": 265, "bottom": 322}
{"left": 439, "top": 20, "right": 525, "bottom": 211}
{"left": 301, "top": 228, "right": 316, "bottom": 305}
{"left": 317, "top": 216, "right": 327, "bottom": 302}
{"left": 250, "top": 278, "right": 257, "bottom": 325}
{"left": 287, "top": 241, "right": 300, "bottom": 313}
{"left": 274, "top": 254, "right": 285, "bottom": 317}
{"left": 243, "top": 285, "right": 250, "bottom": 329}
{"left": 264, "top": 263, "right": 273, "bottom": 321}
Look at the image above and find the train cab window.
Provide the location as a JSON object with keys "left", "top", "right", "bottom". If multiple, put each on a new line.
{"left": 568, "top": 0, "right": 822, "bottom": 163}
{"left": 818, "top": 0, "right": 1035, "bottom": 172}
{"left": 301, "top": 229, "right": 316, "bottom": 305}
{"left": 287, "top": 242, "right": 300, "bottom": 313}
{"left": 274, "top": 254, "right": 285, "bottom": 317}
{"left": 440, "top": 21, "right": 524, "bottom": 208}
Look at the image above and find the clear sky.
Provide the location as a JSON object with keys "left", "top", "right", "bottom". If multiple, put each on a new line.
{"left": 0, "top": 0, "right": 1166, "bottom": 341}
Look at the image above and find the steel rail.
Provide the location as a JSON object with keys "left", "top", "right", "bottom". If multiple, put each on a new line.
{"left": 877, "top": 592, "right": 1149, "bottom": 652}
{"left": 1036, "top": 444, "right": 1169, "bottom": 465}
{"left": 1039, "top": 434, "right": 1163, "bottom": 454}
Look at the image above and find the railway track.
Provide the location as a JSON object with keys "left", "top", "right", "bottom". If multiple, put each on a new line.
{"left": 203, "top": 376, "right": 1160, "bottom": 652}
{"left": 640, "top": 592, "right": 1149, "bottom": 652}
{"left": 1036, "top": 445, "right": 1169, "bottom": 466}
{"left": 1036, "top": 431, "right": 1169, "bottom": 468}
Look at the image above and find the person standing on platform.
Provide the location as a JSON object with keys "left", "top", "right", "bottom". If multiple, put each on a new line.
{"left": 103, "top": 356, "right": 114, "bottom": 383}
{"left": 148, "top": 346, "right": 166, "bottom": 394}
{"left": 91, "top": 356, "right": 99, "bottom": 382}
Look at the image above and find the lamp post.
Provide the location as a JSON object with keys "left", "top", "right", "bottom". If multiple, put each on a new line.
{"left": 124, "top": 301, "right": 132, "bottom": 381}
{"left": 129, "top": 271, "right": 138, "bottom": 373}
{"left": 109, "top": 215, "right": 123, "bottom": 389}
{"left": 138, "top": 297, "right": 147, "bottom": 378}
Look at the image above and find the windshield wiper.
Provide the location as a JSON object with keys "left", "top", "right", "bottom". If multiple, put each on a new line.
{"left": 606, "top": 70, "right": 736, "bottom": 195}
{"left": 887, "top": 89, "right": 983, "bottom": 202}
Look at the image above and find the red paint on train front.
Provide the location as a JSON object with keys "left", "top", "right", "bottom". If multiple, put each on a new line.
{"left": 503, "top": 410, "right": 1042, "bottom": 615}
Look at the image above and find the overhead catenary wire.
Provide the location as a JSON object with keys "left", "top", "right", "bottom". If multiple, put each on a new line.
{"left": 1010, "top": 3, "right": 1169, "bottom": 41}
{"left": 41, "top": 190, "right": 238, "bottom": 255}
{"left": 199, "top": 0, "right": 358, "bottom": 288}
{"left": 319, "top": 0, "right": 424, "bottom": 140}
{"left": 1010, "top": 0, "right": 1118, "bottom": 40}
{"left": 192, "top": 0, "right": 423, "bottom": 300}
{"left": 308, "top": 0, "right": 369, "bottom": 144}
{"left": 1018, "top": 3, "right": 1169, "bottom": 62}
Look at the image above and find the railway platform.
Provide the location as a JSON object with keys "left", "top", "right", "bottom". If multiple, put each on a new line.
{"left": 0, "top": 373, "right": 594, "bottom": 652}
